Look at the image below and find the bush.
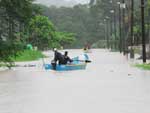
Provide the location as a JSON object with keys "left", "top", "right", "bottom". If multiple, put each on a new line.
{"left": 12, "top": 50, "right": 44, "bottom": 62}
{"left": 135, "top": 64, "right": 150, "bottom": 70}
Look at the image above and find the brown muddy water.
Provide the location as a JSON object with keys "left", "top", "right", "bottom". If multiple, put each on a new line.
{"left": 0, "top": 49, "right": 150, "bottom": 113}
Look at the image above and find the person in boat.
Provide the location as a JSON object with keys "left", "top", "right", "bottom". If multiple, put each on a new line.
{"left": 51, "top": 49, "right": 73, "bottom": 69}
{"left": 83, "top": 43, "right": 91, "bottom": 51}
{"left": 62, "top": 51, "right": 73, "bottom": 65}
{"left": 53, "top": 48, "right": 64, "bottom": 65}
{"left": 83, "top": 44, "right": 86, "bottom": 50}
{"left": 51, "top": 48, "right": 64, "bottom": 70}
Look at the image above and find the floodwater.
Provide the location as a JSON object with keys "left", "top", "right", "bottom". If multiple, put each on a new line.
{"left": 0, "top": 49, "right": 150, "bottom": 113}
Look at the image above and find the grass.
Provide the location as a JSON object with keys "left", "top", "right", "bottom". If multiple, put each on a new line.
{"left": 0, "top": 64, "right": 8, "bottom": 67}
{"left": 12, "top": 50, "right": 44, "bottom": 62}
{"left": 0, "top": 50, "right": 44, "bottom": 68}
{"left": 135, "top": 64, "right": 150, "bottom": 70}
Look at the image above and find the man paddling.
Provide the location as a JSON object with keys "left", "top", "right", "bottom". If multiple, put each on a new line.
{"left": 62, "top": 51, "right": 73, "bottom": 64}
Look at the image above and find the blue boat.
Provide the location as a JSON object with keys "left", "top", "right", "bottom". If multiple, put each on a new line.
{"left": 44, "top": 61, "right": 87, "bottom": 71}
{"left": 44, "top": 54, "right": 89, "bottom": 71}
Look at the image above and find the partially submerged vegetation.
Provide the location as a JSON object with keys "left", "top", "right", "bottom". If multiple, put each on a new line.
{"left": 0, "top": 50, "right": 44, "bottom": 68}
{"left": 12, "top": 50, "right": 44, "bottom": 62}
{"left": 135, "top": 64, "right": 150, "bottom": 70}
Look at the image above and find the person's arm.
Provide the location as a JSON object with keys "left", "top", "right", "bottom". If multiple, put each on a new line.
{"left": 68, "top": 57, "right": 73, "bottom": 63}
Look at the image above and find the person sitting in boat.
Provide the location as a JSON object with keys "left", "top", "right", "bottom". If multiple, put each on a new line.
{"left": 83, "top": 47, "right": 87, "bottom": 51}
{"left": 62, "top": 51, "right": 73, "bottom": 65}
{"left": 84, "top": 43, "right": 91, "bottom": 50}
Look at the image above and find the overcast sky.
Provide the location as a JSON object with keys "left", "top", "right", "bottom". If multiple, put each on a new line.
{"left": 66, "top": 0, "right": 90, "bottom": 4}
{"left": 35, "top": 0, "right": 90, "bottom": 7}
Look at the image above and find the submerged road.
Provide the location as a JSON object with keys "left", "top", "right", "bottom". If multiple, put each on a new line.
{"left": 0, "top": 49, "right": 150, "bottom": 113}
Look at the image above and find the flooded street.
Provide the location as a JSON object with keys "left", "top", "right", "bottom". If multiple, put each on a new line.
{"left": 0, "top": 49, "right": 150, "bottom": 113}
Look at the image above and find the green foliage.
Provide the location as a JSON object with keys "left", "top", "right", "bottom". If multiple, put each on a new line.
{"left": 12, "top": 50, "right": 44, "bottom": 62}
{"left": 148, "top": 0, "right": 150, "bottom": 9}
{"left": 0, "top": 0, "right": 33, "bottom": 21}
{"left": 135, "top": 64, "right": 150, "bottom": 70}
{"left": 55, "top": 32, "right": 76, "bottom": 47}
{"left": 0, "top": 40, "right": 24, "bottom": 67}
{"left": 28, "top": 15, "right": 76, "bottom": 49}
{"left": 0, "top": 0, "right": 77, "bottom": 65}
{"left": 0, "top": 40, "right": 24, "bottom": 59}
{"left": 28, "top": 15, "right": 56, "bottom": 49}
{"left": 0, "top": 0, "right": 37, "bottom": 64}
{"left": 133, "top": 25, "right": 140, "bottom": 33}
{"left": 39, "top": 4, "right": 99, "bottom": 48}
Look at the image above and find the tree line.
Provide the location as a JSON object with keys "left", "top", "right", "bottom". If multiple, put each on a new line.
{"left": 37, "top": 0, "right": 150, "bottom": 51}
{"left": 37, "top": 4, "right": 106, "bottom": 48}
{"left": 89, "top": 0, "right": 150, "bottom": 57}
{"left": 0, "top": 0, "right": 75, "bottom": 64}
{"left": 1, "top": 0, "right": 150, "bottom": 64}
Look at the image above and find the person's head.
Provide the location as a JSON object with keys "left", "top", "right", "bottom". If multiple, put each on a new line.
{"left": 53, "top": 48, "right": 57, "bottom": 52}
{"left": 64, "top": 51, "right": 68, "bottom": 56}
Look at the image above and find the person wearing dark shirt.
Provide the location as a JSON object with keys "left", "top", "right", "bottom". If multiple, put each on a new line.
{"left": 62, "top": 51, "right": 73, "bottom": 64}
{"left": 51, "top": 48, "right": 64, "bottom": 70}
{"left": 53, "top": 48, "right": 64, "bottom": 65}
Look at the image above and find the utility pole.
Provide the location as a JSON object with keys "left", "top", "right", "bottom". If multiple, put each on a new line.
{"left": 121, "top": 0, "right": 126, "bottom": 55}
{"left": 114, "top": 9, "right": 117, "bottom": 50}
{"left": 114, "top": 1, "right": 117, "bottom": 50}
{"left": 106, "top": 16, "right": 110, "bottom": 49}
{"left": 141, "top": 0, "right": 146, "bottom": 63}
{"left": 130, "top": 0, "right": 135, "bottom": 58}
{"left": 110, "top": 9, "right": 117, "bottom": 50}
{"left": 148, "top": 8, "right": 150, "bottom": 58}
{"left": 110, "top": 10, "right": 114, "bottom": 50}
{"left": 104, "top": 19, "right": 107, "bottom": 48}
{"left": 110, "top": 0, "right": 117, "bottom": 50}
{"left": 117, "top": 2, "right": 122, "bottom": 53}
{"left": 113, "top": 0, "right": 117, "bottom": 50}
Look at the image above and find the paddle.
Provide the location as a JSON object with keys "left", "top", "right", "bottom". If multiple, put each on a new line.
{"left": 73, "top": 60, "right": 92, "bottom": 63}
{"left": 72, "top": 53, "right": 91, "bottom": 63}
